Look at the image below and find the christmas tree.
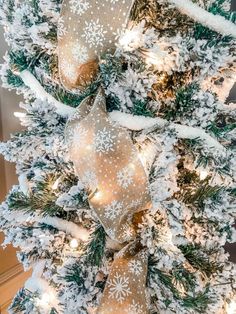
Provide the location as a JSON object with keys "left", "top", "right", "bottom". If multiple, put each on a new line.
{"left": 0, "top": 0, "right": 236, "bottom": 313}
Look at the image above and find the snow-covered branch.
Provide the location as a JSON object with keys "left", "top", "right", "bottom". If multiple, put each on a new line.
{"left": 109, "top": 111, "right": 224, "bottom": 151}
{"left": 19, "top": 70, "right": 76, "bottom": 117}
{"left": 167, "top": 0, "right": 236, "bottom": 38}
{"left": 35, "top": 216, "right": 90, "bottom": 242}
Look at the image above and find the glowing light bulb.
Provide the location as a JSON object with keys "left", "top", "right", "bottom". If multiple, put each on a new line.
{"left": 199, "top": 169, "right": 208, "bottom": 181}
{"left": 70, "top": 238, "right": 79, "bottom": 249}
{"left": 227, "top": 300, "right": 236, "bottom": 314}
{"left": 52, "top": 178, "right": 60, "bottom": 190}
{"left": 36, "top": 292, "right": 52, "bottom": 308}
{"left": 119, "top": 29, "right": 140, "bottom": 50}
{"left": 129, "top": 163, "right": 135, "bottom": 170}
{"left": 41, "top": 293, "right": 51, "bottom": 305}
{"left": 93, "top": 190, "right": 103, "bottom": 200}
{"left": 145, "top": 51, "right": 161, "bottom": 66}
{"left": 14, "top": 111, "right": 26, "bottom": 118}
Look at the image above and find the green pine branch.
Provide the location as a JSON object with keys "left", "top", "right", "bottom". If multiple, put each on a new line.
{"left": 85, "top": 225, "right": 106, "bottom": 267}
{"left": 179, "top": 244, "right": 223, "bottom": 277}
{"left": 163, "top": 83, "right": 200, "bottom": 121}
{"left": 194, "top": 0, "right": 236, "bottom": 46}
{"left": 8, "top": 174, "right": 66, "bottom": 217}
{"left": 64, "top": 263, "right": 87, "bottom": 289}
{"left": 182, "top": 181, "right": 224, "bottom": 210}
{"left": 9, "top": 288, "right": 37, "bottom": 313}
{"left": 148, "top": 257, "right": 212, "bottom": 312}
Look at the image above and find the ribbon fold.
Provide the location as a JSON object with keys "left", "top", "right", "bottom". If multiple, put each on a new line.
{"left": 58, "top": 0, "right": 135, "bottom": 90}
{"left": 66, "top": 89, "right": 152, "bottom": 314}
{"left": 60, "top": 1, "right": 152, "bottom": 312}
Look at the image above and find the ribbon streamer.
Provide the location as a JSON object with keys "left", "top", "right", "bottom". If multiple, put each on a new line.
{"left": 66, "top": 89, "right": 152, "bottom": 314}
{"left": 58, "top": 0, "right": 135, "bottom": 90}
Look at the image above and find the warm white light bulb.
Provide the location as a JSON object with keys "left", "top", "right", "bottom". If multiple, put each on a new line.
{"left": 93, "top": 190, "right": 103, "bottom": 200}
{"left": 86, "top": 145, "right": 92, "bottom": 150}
{"left": 199, "top": 169, "right": 208, "bottom": 181}
{"left": 227, "top": 300, "right": 236, "bottom": 314}
{"left": 41, "top": 293, "right": 51, "bottom": 304}
{"left": 129, "top": 163, "right": 136, "bottom": 170}
{"left": 36, "top": 292, "right": 51, "bottom": 308}
{"left": 145, "top": 52, "right": 161, "bottom": 66}
{"left": 70, "top": 238, "right": 79, "bottom": 249}
{"left": 14, "top": 111, "right": 26, "bottom": 118}
{"left": 52, "top": 178, "right": 60, "bottom": 190}
{"left": 119, "top": 29, "right": 140, "bottom": 50}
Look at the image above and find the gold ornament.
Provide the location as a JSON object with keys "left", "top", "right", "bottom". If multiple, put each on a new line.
{"left": 58, "top": 0, "right": 135, "bottom": 90}
{"left": 66, "top": 88, "right": 152, "bottom": 313}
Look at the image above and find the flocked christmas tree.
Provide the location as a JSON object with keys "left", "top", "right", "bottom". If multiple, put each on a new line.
{"left": 0, "top": 0, "right": 236, "bottom": 313}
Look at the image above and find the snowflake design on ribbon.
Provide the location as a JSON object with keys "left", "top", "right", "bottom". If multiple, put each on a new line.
{"left": 128, "top": 260, "right": 143, "bottom": 276}
{"left": 74, "top": 125, "right": 88, "bottom": 144}
{"left": 126, "top": 300, "right": 144, "bottom": 314}
{"left": 104, "top": 200, "right": 123, "bottom": 220}
{"left": 94, "top": 127, "right": 116, "bottom": 154}
{"left": 122, "top": 223, "right": 135, "bottom": 241}
{"left": 72, "top": 43, "right": 89, "bottom": 64}
{"left": 107, "top": 273, "right": 131, "bottom": 303}
{"left": 128, "top": 198, "right": 142, "bottom": 209}
{"left": 61, "top": 60, "right": 77, "bottom": 80}
{"left": 57, "top": 16, "right": 67, "bottom": 39}
{"left": 117, "top": 166, "right": 134, "bottom": 188}
{"left": 82, "top": 19, "right": 107, "bottom": 48}
{"left": 69, "top": 0, "right": 90, "bottom": 15}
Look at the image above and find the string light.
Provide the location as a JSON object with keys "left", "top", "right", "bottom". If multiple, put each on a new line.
{"left": 89, "top": 188, "right": 103, "bottom": 201}
{"left": 52, "top": 178, "right": 60, "bottom": 190}
{"left": 199, "top": 169, "right": 208, "bottom": 181}
{"left": 141, "top": 47, "right": 165, "bottom": 67}
{"left": 119, "top": 29, "right": 141, "bottom": 51}
{"left": 70, "top": 238, "right": 79, "bottom": 249}
{"left": 227, "top": 300, "right": 236, "bottom": 314}
{"left": 14, "top": 111, "right": 26, "bottom": 118}
{"left": 93, "top": 190, "right": 103, "bottom": 200}
{"left": 36, "top": 292, "right": 53, "bottom": 309}
{"left": 129, "top": 163, "right": 136, "bottom": 170}
{"left": 86, "top": 145, "right": 93, "bottom": 150}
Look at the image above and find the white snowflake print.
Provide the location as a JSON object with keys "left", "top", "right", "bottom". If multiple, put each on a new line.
{"left": 138, "top": 250, "right": 148, "bottom": 262}
{"left": 72, "top": 43, "right": 89, "bottom": 64}
{"left": 117, "top": 166, "right": 134, "bottom": 188}
{"left": 104, "top": 200, "right": 123, "bottom": 220}
{"left": 57, "top": 16, "right": 67, "bottom": 39}
{"left": 128, "top": 198, "right": 142, "bottom": 209}
{"left": 107, "top": 273, "right": 131, "bottom": 303}
{"left": 95, "top": 127, "right": 116, "bottom": 154}
{"left": 69, "top": 0, "right": 90, "bottom": 15}
{"left": 74, "top": 125, "right": 88, "bottom": 144}
{"left": 122, "top": 223, "right": 135, "bottom": 241}
{"left": 128, "top": 260, "right": 143, "bottom": 276}
{"left": 126, "top": 300, "right": 144, "bottom": 314}
{"left": 82, "top": 19, "right": 107, "bottom": 48}
{"left": 61, "top": 60, "right": 77, "bottom": 80}
{"left": 82, "top": 170, "right": 98, "bottom": 189}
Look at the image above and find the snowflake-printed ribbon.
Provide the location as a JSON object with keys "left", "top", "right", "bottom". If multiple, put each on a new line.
{"left": 58, "top": 0, "right": 136, "bottom": 90}
{"left": 66, "top": 89, "right": 151, "bottom": 314}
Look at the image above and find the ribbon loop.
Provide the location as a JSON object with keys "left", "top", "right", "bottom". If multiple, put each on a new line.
{"left": 58, "top": 0, "right": 135, "bottom": 90}
{"left": 66, "top": 88, "right": 151, "bottom": 313}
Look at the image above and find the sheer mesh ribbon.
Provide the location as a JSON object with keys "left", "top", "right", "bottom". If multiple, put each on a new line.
{"left": 58, "top": 0, "right": 135, "bottom": 90}
{"left": 66, "top": 89, "right": 152, "bottom": 314}
{"left": 59, "top": 1, "right": 151, "bottom": 312}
